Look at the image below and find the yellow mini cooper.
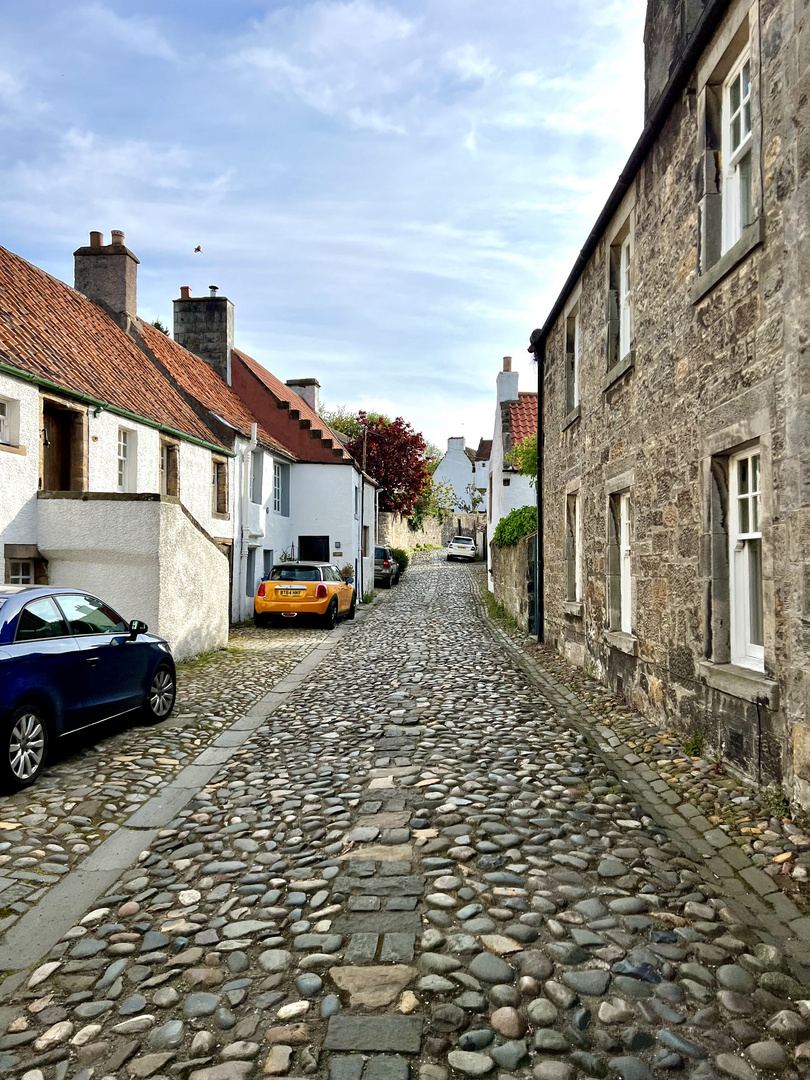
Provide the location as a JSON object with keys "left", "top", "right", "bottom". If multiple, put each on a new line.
{"left": 254, "top": 562, "right": 356, "bottom": 629}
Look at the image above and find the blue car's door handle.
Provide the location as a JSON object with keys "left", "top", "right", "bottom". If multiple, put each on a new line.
{"left": 86, "top": 657, "right": 99, "bottom": 667}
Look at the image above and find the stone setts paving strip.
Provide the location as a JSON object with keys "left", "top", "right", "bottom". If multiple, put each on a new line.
{"left": 1, "top": 553, "right": 810, "bottom": 1080}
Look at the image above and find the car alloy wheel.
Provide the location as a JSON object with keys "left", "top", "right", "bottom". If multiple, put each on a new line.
{"left": 146, "top": 665, "right": 176, "bottom": 722}
{"left": 7, "top": 707, "right": 48, "bottom": 787}
{"left": 324, "top": 600, "right": 338, "bottom": 629}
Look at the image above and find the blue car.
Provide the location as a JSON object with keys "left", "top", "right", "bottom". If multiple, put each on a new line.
{"left": 0, "top": 586, "right": 176, "bottom": 790}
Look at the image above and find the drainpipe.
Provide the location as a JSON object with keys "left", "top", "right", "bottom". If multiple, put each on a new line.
{"left": 530, "top": 330, "right": 544, "bottom": 643}
{"left": 239, "top": 423, "right": 258, "bottom": 620}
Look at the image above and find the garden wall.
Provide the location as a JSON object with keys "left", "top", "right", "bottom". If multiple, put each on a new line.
{"left": 491, "top": 532, "right": 536, "bottom": 632}
{"left": 379, "top": 512, "right": 486, "bottom": 553}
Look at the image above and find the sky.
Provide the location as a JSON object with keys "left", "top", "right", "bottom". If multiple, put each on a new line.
{"left": 0, "top": 0, "right": 647, "bottom": 452}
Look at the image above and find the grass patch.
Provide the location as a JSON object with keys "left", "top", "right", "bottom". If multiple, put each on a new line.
{"left": 177, "top": 645, "right": 242, "bottom": 673}
{"left": 682, "top": 730, "right": 706, "bottom": 757}
{"left": 478, "top": 578, "right": 518, "bottom": 630}
{"left": 759, "top": 785, "right": 792, "bottom": 820}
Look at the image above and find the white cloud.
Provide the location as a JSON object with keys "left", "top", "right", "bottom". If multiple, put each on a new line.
{"left": 79, "top": 4, "right": 178, "bottom": 62}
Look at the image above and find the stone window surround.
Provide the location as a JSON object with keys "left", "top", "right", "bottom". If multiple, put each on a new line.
{"left": 693, "top": 2, "right": 763, "bottom": 290}
{"left": 160, "top": 438, "right": 180, "bottom": 498}
{"left": 563, "top": 283, "right": 582, "bottom": 419}
{"left": 700, "top": 399, "right": 775, "bottom": 703}
{"left": 212, "top": 455, "right": 229, "bottom": 520}
{"left": 602, "top": 467, "right": 637, "bottom": 654}
{"left": 4, "top": 544, "right": 48, "bottom": 586}
{"left": 563, "top": 477, "right": 583, "bottom": 618}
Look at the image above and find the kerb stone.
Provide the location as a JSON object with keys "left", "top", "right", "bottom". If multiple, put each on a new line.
{"left": 324, "top": 1015, "right": 423, "bottom": 1053}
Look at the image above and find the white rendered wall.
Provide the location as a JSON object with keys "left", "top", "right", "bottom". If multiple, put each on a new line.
{"left": 0, "top": 373, "right": 40, "bottom": 546}
{"left": 38, "top": 496, "right": 228, "bottom": 659}
{"left": 487, "top": 400, "right": 534, "bottom": 591}
{"left": 433, "top": 438, "right": 474, "bottom": 510}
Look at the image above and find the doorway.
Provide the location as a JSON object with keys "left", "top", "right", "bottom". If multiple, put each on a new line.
{"left": 42, "top": 402, "right": 85, "bottom": 492}
{"left": 298, "top": 535, "right": 329, "bottom": 562}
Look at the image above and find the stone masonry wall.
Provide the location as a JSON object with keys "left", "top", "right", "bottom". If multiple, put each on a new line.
{"left": 539, "top": 0, "right": 809, "bottom": 800}
{"left": 379, "top": 512, "right": 486, "bottom": 553}
{"left": 492, "top": 533, "right": 536, "bottom": 633}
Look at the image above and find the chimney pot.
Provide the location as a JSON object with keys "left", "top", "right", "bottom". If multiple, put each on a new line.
{"left": 89, "top": 231, "right": 103, "bottom": 248}
{"left": 503, "top": 356, "right": 512, "bottom": 372}
{"left": 180, "top": 286, "right": 192, "bottom": 300}
{"left": 209, "top": 285, "right": 218, "bottom": 297}
{"left": 111, "top": 230, "right": 125, "bottom": 246}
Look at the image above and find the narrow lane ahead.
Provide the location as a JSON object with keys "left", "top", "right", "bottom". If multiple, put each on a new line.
{"left": 1, "top": 553, "right": 807, "bottom": 1080}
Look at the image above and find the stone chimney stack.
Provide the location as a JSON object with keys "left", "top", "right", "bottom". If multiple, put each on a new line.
{"left": 496, "top": 356, "right": 519, "bottom": 404}
{"left": 285, "top": 378, "right": 321, "bottom": 414}
{"left": 173, "top": 286, "right": 235, "bottom": 385}
{"left": 74, "top": 229, "right": 139, "bottom": 326}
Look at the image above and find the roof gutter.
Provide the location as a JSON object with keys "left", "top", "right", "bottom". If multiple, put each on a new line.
{"left": 528, "top": 0, "right": 729, "bottom": 352}
{"left": 0, "top": 359, "right": 236, "bottom": 457}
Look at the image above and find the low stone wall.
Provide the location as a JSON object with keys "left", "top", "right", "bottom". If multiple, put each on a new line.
{"left": 491, "top": 533, "right": 536, "bottom": 632}
{"left": 379, "top": 511, "right": 486, "bottom": 553}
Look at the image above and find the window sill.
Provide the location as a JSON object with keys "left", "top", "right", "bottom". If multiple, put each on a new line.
{"left": 563, "top": 601, "right": 583, "bottom": 617}
{"left": 0, "top": 442, "right": 26, "bottom": 456}
{"left": 602, "top": 629, "right": 638, "bottom": 656}
{"left": 601, "top": 351, "right": 634, "bottom": 393}
{"left": 691, "top": 216, "right": 764, "bottom": 304}
{"left": 561, "top": 404, "right": 581, "bottom": 431}
{"left": 698, "top": 661, "right": 779, "bottom": 709}
{"left": 212, "top": 511, "right": 231, "bottom": 521}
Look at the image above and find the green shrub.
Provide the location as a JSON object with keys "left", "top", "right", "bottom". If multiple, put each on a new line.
{"left": 492, "top": 505, "right": 537, "bottom": 548}
{"left": 391, "top": 547, "right": 409, "bottom": 573}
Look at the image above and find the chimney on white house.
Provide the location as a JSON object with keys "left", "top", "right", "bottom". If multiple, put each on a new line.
{"left": 285, "top": 378, "right": 321, "bottom": 414}
{"left": 496, "top": 356, "right": 519, "bottom": 404}
{"left": 74, "top": 229, "right": 139, "bottom": 326}
{"left": 173, "top": 285, "right": 235, "bottom": 385}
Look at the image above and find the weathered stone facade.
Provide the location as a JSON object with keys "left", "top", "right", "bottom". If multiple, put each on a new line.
{"left": 532, "top": 0, "right": 809, "bottom": 802}
{"left": 379, "top": 511, "right": 486, "bottom": 552}
{"left": 491, "top": 532, "right": 537, "bottom": 633}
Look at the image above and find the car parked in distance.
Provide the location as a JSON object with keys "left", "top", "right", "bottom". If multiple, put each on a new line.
{"left": 0, "top": 586, "right": 176, "bottom": 790}
{"left": 255, "top": 562, "right": 355, "bottom": 628}
{"left": 374, "top": 546, "right": 400, "bottom": 588}
{"left": 446, "top": 535, "right": 477, "bottom": 561}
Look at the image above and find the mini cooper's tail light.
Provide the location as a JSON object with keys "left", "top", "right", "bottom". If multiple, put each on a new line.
{"left": 383, "top": 559, "right": 390, "bottom": 567}
{"left": 257, "top": 582, "right": 267, "bottom": 598}
{"left": 316, "top": 584, "right": 328, "bottom": 599}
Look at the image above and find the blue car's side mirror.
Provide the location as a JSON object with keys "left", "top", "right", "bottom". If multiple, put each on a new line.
{"left": 129, "top": 619, "right": 148, "bottom": 640}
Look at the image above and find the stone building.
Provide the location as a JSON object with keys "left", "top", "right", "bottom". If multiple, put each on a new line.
{"left": 528, "top": 0, "right": 809, "bottom": 802}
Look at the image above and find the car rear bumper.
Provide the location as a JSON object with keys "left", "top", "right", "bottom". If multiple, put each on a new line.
{"left": 255, "top": 598, "right": 331, "bottom": 617}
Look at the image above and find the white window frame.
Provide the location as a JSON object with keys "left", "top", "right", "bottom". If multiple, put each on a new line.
{"left": 273, "top": 462, "right": 281, "bottom": 513}
{"left": 565, "top": 304, "right": 580, "bottom": 413}
{"left": 619, "top": 235, "right": 632, "bottom": 361}
{"left": 565, "top": 493, "right": 581, "bottom": 603}
{"left": 721, "top": 49, "right": 752, "bottom": 254}
{"left": 8, "top": 560, "right": 33, "bottom": 585}
{"left": 619, "top": 492, "right": 632, "bottom": 633}
{"left": 117, "top": 427, "right": 136, "bottom": 492}
{"left": 729, "top": 446, "right": 764, "bottom": 670}
{"left": 0, "top": 399, "right": 9, "bottom": 445}
{"left": 0, "top": 396, "right": 20, "bottom": 446}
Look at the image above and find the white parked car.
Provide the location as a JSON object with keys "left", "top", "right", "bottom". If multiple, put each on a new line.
{"left": 446, "top": 536, "right": 476, "bottom": 561}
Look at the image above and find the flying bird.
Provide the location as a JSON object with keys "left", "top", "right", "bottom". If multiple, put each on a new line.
{"left": 194, "top": 245, "right": 202, "bottom": 253}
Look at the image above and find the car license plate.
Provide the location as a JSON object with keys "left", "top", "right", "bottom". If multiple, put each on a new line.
{"left": 278, "top": 589, "right": 302, "bottom": 598}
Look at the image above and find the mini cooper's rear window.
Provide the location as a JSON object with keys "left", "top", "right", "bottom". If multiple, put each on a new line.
{"left": 269, "top": 567, "right": 322, "bottom": 582}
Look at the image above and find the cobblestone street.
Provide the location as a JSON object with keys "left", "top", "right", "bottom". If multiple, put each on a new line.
{"left": 1, "top": 552, "right": 810, "bottom": 1080}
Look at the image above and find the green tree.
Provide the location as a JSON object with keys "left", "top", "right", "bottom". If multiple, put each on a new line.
{"left": 458, "top": 482, "right": 484, "bottom": 512}
{"left": 508, "top": 432, "right": 538, "bottom": 486}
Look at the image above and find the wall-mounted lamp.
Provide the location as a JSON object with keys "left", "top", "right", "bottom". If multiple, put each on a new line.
{"left": 41, "top": 428, "right": 50, "bottom": 449}
{"left": 91, "top": 405, "right": 104, "bottom": 419}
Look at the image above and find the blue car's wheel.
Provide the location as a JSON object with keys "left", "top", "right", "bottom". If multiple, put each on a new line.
{"left": 3, "top": 704, "right": 49, "bottom": 790}
{"left": 143, "top": 664, "right": 176, "bottom": 724}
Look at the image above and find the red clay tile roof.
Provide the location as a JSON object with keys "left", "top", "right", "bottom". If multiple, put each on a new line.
{"left": 233, "top": 350, "right": 354, "bottom": 462}
{"left": 509, "top": 392, "right": 538, "bottom": 448}
{"left": 0, "top": 246, "right": 228, "bottom": 450}
{"left": 476, "top": 438, "right": 492, "bottom": 462}
{"left": 140, "top": 324, "right": 294, "bottom": 459}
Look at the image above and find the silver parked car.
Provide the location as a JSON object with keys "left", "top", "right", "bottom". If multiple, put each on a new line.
{"left": 446, "top": 535, "right": 476, "bottom": 561}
